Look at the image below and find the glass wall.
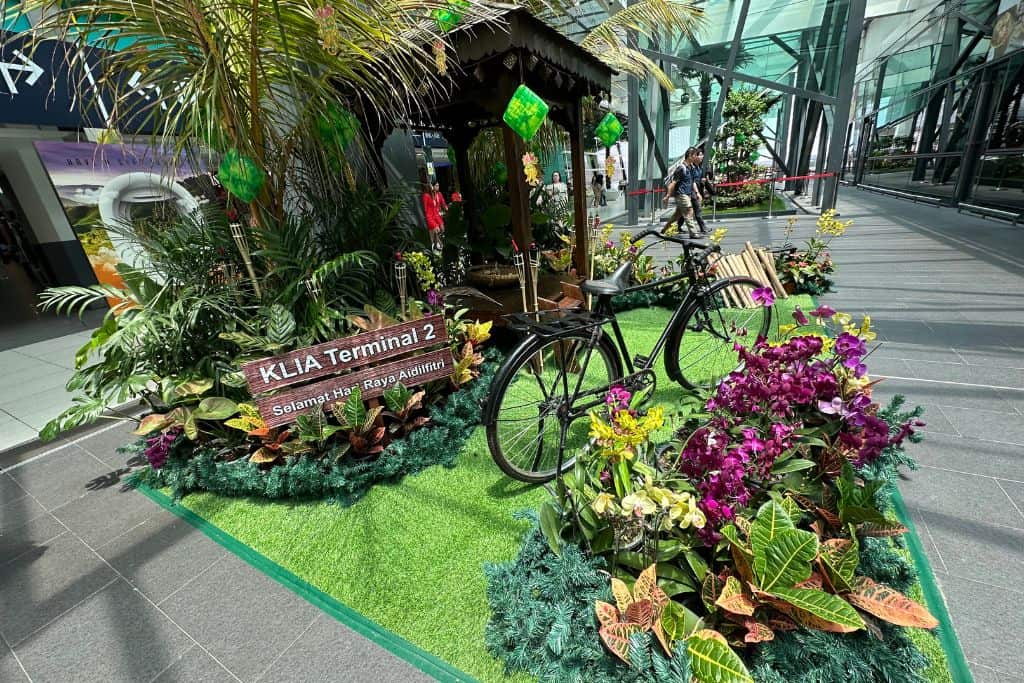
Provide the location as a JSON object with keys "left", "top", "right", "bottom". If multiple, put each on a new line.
{"left": 846, "top": 0, "right": 1024, "bottom": 212}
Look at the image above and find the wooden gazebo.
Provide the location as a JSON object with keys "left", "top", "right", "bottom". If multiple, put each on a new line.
{"left": 364, "top": 9, "right": 614, "bottom": 312}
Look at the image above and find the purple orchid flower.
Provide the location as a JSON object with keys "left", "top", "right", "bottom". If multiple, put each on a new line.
{"left": 792, "top": 307, "right": 809, "bottom": 325}
{"left": 751, "top": 287, "right": 775, "bottom": 307}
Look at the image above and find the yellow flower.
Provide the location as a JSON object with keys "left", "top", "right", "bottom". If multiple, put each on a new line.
{"left": 621, "top": 492, "right": 657, "bottom": 517}
{"left": 709, "top": 227, "right": 728, "bottom": 244}
{"left": 591, "top": 492, "right": 618, "bottom": 516}
{"left": 833, "top": 312, "right": 852, "bottom": 327}
{"left": 664, "top": 222, "right": 679, "bottom": 236}
{"left": 589, "top": 413, "right": 616, "bottom": 442}
{"left": 778, "top": 323, "right": 797, "bottom": 337}
{"left": 683, "top": 507, "right": 707, "bottom": 528}
{"left": 639, "top": 406, "right": 665, "bottom": 433}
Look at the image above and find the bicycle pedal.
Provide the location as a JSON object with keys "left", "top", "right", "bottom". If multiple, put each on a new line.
{"left": 633, "top": 354, "right": 651, "bottom": 368}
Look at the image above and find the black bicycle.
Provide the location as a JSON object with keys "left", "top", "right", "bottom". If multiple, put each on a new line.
{"left": 483, "top": 229, "right": 772, "bottom": 483}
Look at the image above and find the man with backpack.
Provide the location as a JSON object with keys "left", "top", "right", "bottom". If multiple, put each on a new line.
{"left": 662, "top": 147, "right": 700, "bottom": 237}
{"left": 689, "top": 147, "right": 711, "bottom": 235}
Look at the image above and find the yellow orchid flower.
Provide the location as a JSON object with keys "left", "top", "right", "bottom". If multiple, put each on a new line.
{"left": 591, "top": 492, "right": 618, "bottom": 516}
{"left": 621, "top": 492, "right": 657, "bottom": 517}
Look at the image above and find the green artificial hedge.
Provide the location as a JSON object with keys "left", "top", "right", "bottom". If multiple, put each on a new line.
{"left": 129, "top": 352, "right": 500, "bottom": 505}
{"left": 484, "top": 397, "right": 939, "bottom": 683}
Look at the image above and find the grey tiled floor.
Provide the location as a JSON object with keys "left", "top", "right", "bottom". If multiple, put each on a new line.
{"left": 0, "top": 421, "right": 435, "bottom": 682}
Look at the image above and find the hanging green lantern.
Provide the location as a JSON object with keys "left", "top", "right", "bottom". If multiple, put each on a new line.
{"left": 491, "top": 161, "right": 508, "bottom": 185}
{"left": 217, "top": 149, "right": 266, "bottom": 202}
{"left": 748, "top": 150, "right": 759, "bottom": 162}
{"left": 735, "top": 133, "right": 747, "bottom": 144}
{"left": 502, "top": 84, "right": 549, "bottom": 142}
{"left": 447, "top": 145, "right": 456, "bottom": 165}
{"left": 594, "top": 112, "right": 624, "bottom": 148}
{"left": 317, "top": 103, "right": 359, "bottom": 150}
{"left": 434, "top": 0, "right": 468, "bottom": 32}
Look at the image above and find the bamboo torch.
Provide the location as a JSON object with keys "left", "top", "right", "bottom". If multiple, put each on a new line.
{"left": 394, "top": 256, "right": 407, "bottom": 319}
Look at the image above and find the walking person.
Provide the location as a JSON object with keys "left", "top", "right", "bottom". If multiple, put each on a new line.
{"left": 591, "top": 171, "right": 604, "bottom": 208}
{"left": 662, "top": 148, "right": 700, "bottom": 237}
{"left": 690, "top": 148, "right": 709, "bottom": 235}
{"left": 422, "top": 181, "right": 447, "bottom": 251}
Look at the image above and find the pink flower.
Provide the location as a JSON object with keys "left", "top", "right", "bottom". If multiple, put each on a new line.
{"left": 751, "top": 287, "right": 775, "bottom": 307}
{"left": 810, "top": 304, "right": 835, "bottom": 318}
{"left": 792, "top": 307, "right": 809, "bottom": 325}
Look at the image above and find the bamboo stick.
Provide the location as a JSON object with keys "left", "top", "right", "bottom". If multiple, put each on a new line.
{"left": 756, "top": 247, "right": 788, "bottom": 299}
{"left": 723, "top": 255, "right": 754, "bottom": 307}
{"left": 710, "top": 254, "right": 740, "bottom": 308}
{"left": 740, "top": 249, "right": 767, "bottom": 292}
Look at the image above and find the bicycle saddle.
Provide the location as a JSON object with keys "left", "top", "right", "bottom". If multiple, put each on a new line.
{"left": 581, "top": 261, "right": 633, "bottom": 296}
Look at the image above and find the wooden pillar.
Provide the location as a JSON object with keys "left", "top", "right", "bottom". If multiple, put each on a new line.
{"left": 450, "top": 129, "right": 481, "bottom": 262}
{"left": 568, "top": 100, "right": 589, "bottom": 278}
{"left": 501, "top": 124, "right": 536, "bottom": 308}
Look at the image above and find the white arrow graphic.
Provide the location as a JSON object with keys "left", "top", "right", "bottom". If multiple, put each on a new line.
{"left": 0, "top": 49, "right": 45, "bottom": 95}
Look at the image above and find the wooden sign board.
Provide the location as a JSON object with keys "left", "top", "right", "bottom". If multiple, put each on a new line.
{"left": 242, "top": 315, "right": 447, "bottom": 394}
{"left": 255, "top": 348, "right": 454, "bottom": 429}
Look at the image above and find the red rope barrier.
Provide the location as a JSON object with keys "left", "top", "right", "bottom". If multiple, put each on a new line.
{"left": 625, "top": 172, "right": 834, "bottom": 194}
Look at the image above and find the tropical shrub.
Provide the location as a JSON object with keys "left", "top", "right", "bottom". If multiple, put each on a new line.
{"left": 488, "top": 304, "right": 937, "bottom": 682}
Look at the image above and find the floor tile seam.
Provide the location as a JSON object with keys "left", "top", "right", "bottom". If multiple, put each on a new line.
{"left": 994, "top": 479, "right": 1024, "bottom": 525}
{"left": 2, "top": 419, "right": 135, "bottom": 474}
{"left": 0, "top": 631, "right": 33, "bottom": 682}
{"left": 918, "top": 464, "right": 1024, "bottom": 485}
{"left": 8, "top": 577, "right": 120, "bottom": 649}
{"left": 932, "top": 406, "right": 965, "bottom": 438}
{"left": 932, "top": 402, "right": 1024, "bottom": 417}
{"left": 942, "top": 572, "right": 1024, "bottom": 596}
{"left": 251, "top": 613, "right": 322, "bottom": 683}
{"left": 45, "top": 510, "right": 243, "bottom": 681}
{"left": 153, "top": 556, "right": 228, "bottom": 608}
{"left": 917, "top": 504, "right": 1024, "bottom": 533}
{"left": 7, "top": 349, "right": 72, "bottom": 371}
{"left": 0, "top": 410, "right": 36, "bottom": 431}
{"left": 914, "top": 507, "right": 949, "bottom": 574}
{"left": 878, "top": 374, "right": 1024, "bottom": 393}
{"left": 0, "top": 528, "right": 69, "bottom": 569}
{"left": 966, "top": 660, "right": 1024, "bottom": 680}
{"left": 91, "top": 515, "right": 160, "bottom": 553}
{"left": 143, "top": 643, "right": 198, "bottom": 683}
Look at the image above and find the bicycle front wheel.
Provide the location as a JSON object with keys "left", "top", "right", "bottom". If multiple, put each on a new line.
{"left": 485, "top": 331, "right": 622, "bottom": 483}
{"left": 665, "top": 276, "right": 773, "bottom": 391}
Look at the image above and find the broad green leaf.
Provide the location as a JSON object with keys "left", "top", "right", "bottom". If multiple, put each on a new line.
{"left": 192, "top": 397, "right": 239, "bottom": 420}
{"left": 173, "top": 378, "right": 214, "bottom": 398}
{"left": 756, "top": 528, "right": 817, "bottom": 591}
{"left": 687, "top": 632, "right": 754, "bottom": 683}
{"left": 770, "top": 458, "right": 816, "bottom": 475}
{"left": 265, "top": 304, "right": 297, "bottom": 346}
{"left": 820, "top": 536, "right": 859, "bottom": 592}
{"left": 539, "top": 501, "right": 563, "bottom": 557}
{"left": 661, "top": 600, "right": 702, "bottom": 642}
{"left": 840, "top": 505, "right": 889, "bottom": 525}
{"left": 750, "top": 500, "right": 795, "bottom": 550}
{"left": 342, "top": 388, "right": 365, "bottom": 428}
{"left": 684, "top": 550, "right": 709, "bottom": 583}
{"left": 770, "top": 586, "right": 864, "bottom": 631}
{"left": 182, "top": 412, "right": 198, "bottom": 440}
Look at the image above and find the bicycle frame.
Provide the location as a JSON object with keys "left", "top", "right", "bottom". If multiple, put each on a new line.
{"left": 553, "top": 237, "right": 721, "bottom": 421}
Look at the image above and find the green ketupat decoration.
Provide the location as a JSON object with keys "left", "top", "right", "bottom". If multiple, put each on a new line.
{"left": 503, "top": 84, "right": 549, "bottom": 142}
{"left": 595, "top": 112, "right": 624, "bottom": 148}
{"left": 317, "top": 103, "right": 359, "bottom": 149}
{"left": 217, "top": 149, "right": 266, "bottom": 202}
{"left": 433, "top": 0, "right": 468, "bottom": 32}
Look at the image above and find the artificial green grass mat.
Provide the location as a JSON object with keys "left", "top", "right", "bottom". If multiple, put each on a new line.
{"left": 166, "top": 296, "right": 954, "bottom": 682}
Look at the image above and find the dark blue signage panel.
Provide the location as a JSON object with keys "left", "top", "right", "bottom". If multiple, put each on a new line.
{"left": 0, "top": 29, "right": 149, "bottom": 130}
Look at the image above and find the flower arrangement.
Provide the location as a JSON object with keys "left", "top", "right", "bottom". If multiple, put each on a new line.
{"left": 775, "top": 211, "right": 850, "bottom": 295}
{"left": 508, "top": 306, "right": 935, "bottom": 683}
{"left": 593, "top": 224, "right": 657, "bottom": 284}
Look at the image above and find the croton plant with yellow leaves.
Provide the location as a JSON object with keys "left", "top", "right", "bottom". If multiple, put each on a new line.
{"left": 533, "top": 306, "right": 936, "bottom": 682}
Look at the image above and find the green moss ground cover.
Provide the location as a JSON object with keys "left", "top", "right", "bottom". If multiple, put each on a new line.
{"left": 153, "top": 297, "right": 957, "bottom": 682}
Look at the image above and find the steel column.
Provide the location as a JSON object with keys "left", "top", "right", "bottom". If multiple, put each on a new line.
{"left": 821, "top": 0, "right": 867, "bottom": 210}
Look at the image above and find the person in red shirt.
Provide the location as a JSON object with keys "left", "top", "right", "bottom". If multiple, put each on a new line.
{"left": 422, "top": 181, "right": 447, "bottom": 250}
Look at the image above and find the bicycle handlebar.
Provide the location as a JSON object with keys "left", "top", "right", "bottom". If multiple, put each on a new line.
{"left": 633, "top": 228, "right": 721, "bottom": 254}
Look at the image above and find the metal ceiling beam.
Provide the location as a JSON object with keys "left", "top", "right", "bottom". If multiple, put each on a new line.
{"left": 641, "top": 48, "right": 836, "bottom": 104}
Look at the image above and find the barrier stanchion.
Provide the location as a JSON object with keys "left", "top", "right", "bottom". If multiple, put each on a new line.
{"left": 763, "top": 172, "right": 777, "bottom": 221}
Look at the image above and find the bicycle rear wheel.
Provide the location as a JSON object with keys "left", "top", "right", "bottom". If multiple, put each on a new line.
{"left": 485, "top": 330, "right": 622, "bottom": 483}
{"left": 665, "top": 276, "right": 772, "bottom": 390}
